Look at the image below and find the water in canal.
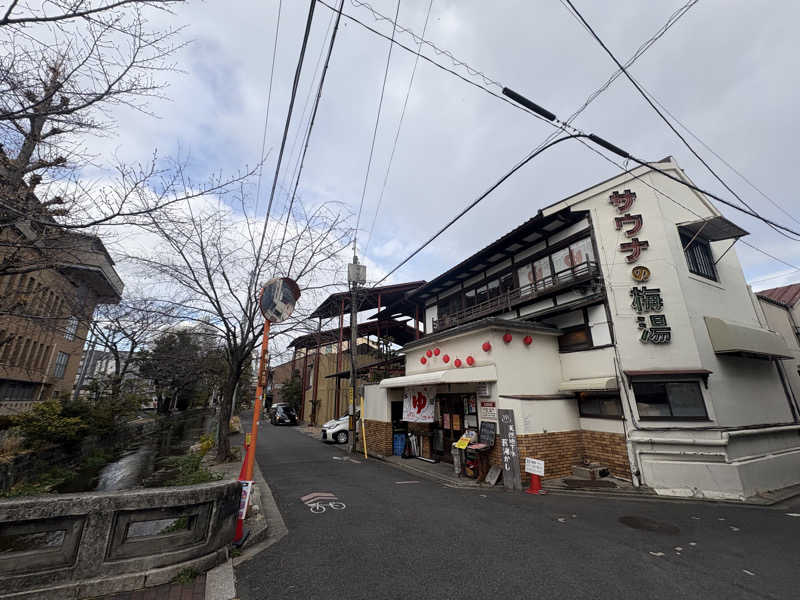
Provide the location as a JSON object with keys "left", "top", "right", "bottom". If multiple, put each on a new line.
{"left": 55, "top": 410, "right": 214, "bottom": 493}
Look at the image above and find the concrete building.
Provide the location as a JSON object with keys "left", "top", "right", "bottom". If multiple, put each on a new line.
{"left": 0, "top": 231, "right": 123, "bottom": 414}
{"left": 755, "top": 284, "right": 800, "bottom": 408}
{"left": 365, "top": 157, "right": 800, "bottom": 501}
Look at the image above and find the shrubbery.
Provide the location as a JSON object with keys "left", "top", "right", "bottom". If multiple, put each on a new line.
{"left": 15, "top": 400, "right": 87, "bottom": 449}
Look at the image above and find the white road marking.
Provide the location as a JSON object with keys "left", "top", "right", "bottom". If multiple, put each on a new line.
{"left": 395, "top": 481, "right": 421, "bottom": 485}
{"left": 689, "top": 542, "right": 697, "bottom": 546}
{"left": 691, "top": 516, "right": 701, "bottom": 520}
{"left": 557, "top": 517, "right": 567, "bottom": 523}
{"left": 717, "top": 517, "right": 726, "bottom": 521}
{"left": 786, "top": 513, "right": 800, "bottom": 517}
{"left": 674, "top": 546, "right": 683, "bottom": 551}
{"left": 742, "top": 570, "right": 755, "bottom": 576}
{"left": 730, "top": 526, "right": 740, "bottom": 532}
{"left": 649, "top": 552, "right": 665, "bottom": 557}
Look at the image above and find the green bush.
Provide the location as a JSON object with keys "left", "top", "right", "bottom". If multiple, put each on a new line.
{"left": 163, "top": 453, "right": 221, "bottom": 486}
{"left": 16, "top": 400, "right": 87, "bottom": 449}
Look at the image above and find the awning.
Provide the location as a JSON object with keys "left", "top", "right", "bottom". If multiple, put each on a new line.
{"left": 558, "top": 376, "right": 619, "bottom": 392}
{"left": 678, "top": 216, "right": 748, "bottom": 241}
{"left": 704, "top": 316, "right": 792, "bottom": 360}
{"left": 379, "top": 365, "right": 498, "bottom": 388}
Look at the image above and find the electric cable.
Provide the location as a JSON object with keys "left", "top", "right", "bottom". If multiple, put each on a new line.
{"left": 562, "top": 0, "right": 800, "bottom": 241}
{"left": 275, "top": 0, "right": 346, "bottom": 275}
{"left": 363, "top": 0, "right": 434, "bottom": 256}
{"left": 256, "top": 0, "right": 318, "bottom": 259}
{"left": 353, "top": 0, "right": 400, "bottom": 255}
{"left": 253, "top": 0, "right": 283, "bottom": 219}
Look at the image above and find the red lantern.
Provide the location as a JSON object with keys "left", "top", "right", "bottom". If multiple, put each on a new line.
{"left": 523, "top": 335, "right": 533, "bottom": 346}
{"left": 426, "top": 349, "right": 432, "bottom": 358}
{"left": 442, "top": 354, "right": 450, "bottom": 363}
{"left": 433, "top": 348, "right": 440, "bottom": 356}
{"left": 503, "top": 333, "right": 513, "bottom": 344}
{"left": 466, "top": 356, "right": 475, "bottom": 366}
{"left": 454, "top": 358, "right": 462, "bottom": 368}
{"left": 420, "top": 356, "right": 427, "bottom": 365}
{"left": 482, "top": 341, "right": 491, "bottom": 352}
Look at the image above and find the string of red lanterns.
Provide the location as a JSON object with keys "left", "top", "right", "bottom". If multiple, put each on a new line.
{"left": 418, "top": 333, "right": 534, "bottom": 368}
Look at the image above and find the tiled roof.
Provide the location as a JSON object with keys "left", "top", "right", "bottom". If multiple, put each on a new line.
{"left": 757, "top": 283, "right": 800, "bottom": 307}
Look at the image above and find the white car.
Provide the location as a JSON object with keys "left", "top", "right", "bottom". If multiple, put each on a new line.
{"left": 321, "top": 414, "right": 359, "bottom": 444}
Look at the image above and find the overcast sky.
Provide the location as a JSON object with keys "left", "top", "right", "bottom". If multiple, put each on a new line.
{"left": 99, "top": 0, "right": 800, "bottom": 295}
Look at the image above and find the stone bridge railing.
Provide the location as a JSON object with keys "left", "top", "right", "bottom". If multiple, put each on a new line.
{"left": 0, "top": 479, "right": 241, "bottom": 599}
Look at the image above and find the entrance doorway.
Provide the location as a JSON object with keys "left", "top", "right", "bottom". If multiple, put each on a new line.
{"left": 435, "top": 393, "right": 477, "bottom": 462}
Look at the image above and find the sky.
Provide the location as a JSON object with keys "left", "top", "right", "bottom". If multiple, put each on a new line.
{"left": 95, "top": 0, "right": 800, "bottom": 297}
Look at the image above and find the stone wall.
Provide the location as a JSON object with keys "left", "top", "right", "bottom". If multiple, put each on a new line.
{"left": 364, "top": 420, "right": 392, "bottom": 457}
{"left": 0, "top": 479, "right": 240, "bottom": 598}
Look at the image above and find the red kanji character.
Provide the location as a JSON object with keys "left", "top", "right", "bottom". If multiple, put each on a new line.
{"left": 619, "top": 237, "right": 649, "bottom": 263}
{"left": 610, "top": 189, "right": 636, "bottom": 212}
{"left": 614, "top": 213, "right": 643, "bottom": 236}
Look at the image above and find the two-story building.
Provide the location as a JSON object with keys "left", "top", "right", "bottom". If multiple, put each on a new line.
{"left": 364, "top": 157, "right": 800, "bottom": 500}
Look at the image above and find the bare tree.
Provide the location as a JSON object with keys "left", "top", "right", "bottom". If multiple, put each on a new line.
{"left": 0, "top": 0, "right": 251, "bottom": 285}
{"left": 129, "top": 187, "right": 351, "bottom": 462}
{"left": 87, "top": 294, "right": 179, "bottom": 401}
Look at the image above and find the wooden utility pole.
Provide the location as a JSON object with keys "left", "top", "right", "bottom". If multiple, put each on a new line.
{"left": 348, "top": 256, "right": 366, "bottom": 453}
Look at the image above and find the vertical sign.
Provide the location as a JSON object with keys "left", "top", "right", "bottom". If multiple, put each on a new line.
{"left": 497, "top": 409, "right": 522, "bottom": 491}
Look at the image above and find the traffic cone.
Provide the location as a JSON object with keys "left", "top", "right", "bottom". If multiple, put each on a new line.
{"left": 526, "top": 474, "right": 546, "bottom": 495}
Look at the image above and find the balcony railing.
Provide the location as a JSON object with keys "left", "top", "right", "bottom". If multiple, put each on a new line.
{"left": 432, "top": 260, "right": 601, "bottom": 333}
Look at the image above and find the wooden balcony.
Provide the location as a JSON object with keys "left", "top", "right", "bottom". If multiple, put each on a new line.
{"left": 432, "top": 260, "right": 602, "bottom": 333}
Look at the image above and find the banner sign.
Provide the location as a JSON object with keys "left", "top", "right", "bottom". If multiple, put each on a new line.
{"left": 403, "top": 387, "right": 435, "bottom": 423}
{"left": 498, "top": 409, "right": 522, "bottom": 491}
{"left": 238, "top": 480, "right": 254, "bottom": 520}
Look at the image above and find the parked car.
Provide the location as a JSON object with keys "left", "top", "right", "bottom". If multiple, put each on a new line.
{"left": 270, "top": 404, "right": 297, "bottom": 426}
{"left": 321, "top": 412, "right": 360, "bottom": 444}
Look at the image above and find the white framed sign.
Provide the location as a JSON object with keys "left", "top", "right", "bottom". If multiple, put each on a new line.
{"left": 402, "top": 387, "right": 435, "bottom": 423}
{"left": 525, "top": 457, "right": 545, "bottom": 476}
{"left": 479, "top": 400, "right": 497, "bottom": 420}
{"left": 476, "top": 382, "right": 490, "bottom": 397}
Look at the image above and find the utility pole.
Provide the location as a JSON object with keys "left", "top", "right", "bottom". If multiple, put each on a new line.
{"left": 348, "top": 254, "right": 366, "bottom": 453}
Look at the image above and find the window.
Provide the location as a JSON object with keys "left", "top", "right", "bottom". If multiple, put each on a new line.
{"left": 53, "top": 351, "right": 70, "bottom": 378}
{"left": 681, "top": 231, "right": 717, "bottom": 281}
{"left": 633, "top": 381, "right": 708, "bottom": 420}
{"left": 578, "top": 394, "right": 623, "bottom": 419}
{"left": 500, "top": 272, "right": 514, "bottom": 293}
{"left": 465, "top": 288, "right": 477, "bottom": 308}
{"left": 558, "top": 325, "right": 592, "bottom": 352}
{"left": 475, "top": 284, "right": 489, "bottom": 305}
{"left": 487, "top": 279, "right": 500, "bottom": 299}
{"left": 65, "top": 317, "right": 78, "bottom": 341}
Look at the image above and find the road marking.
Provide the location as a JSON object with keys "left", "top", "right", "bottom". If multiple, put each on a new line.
{"left": 300, "top": 491, "right": 346, "bottom": 514}
{"left": 786, "top": 513, "right": 800, "bottom": 517}
{"left": 730, "top": 526, "right": 740, "bottom": 532}
{"left": 395, "top": 480, "right": 421, "bottom": 485}
{"left": 649, "top": 552, "right": 665, "bottom": 557}
{"left": 689, "top": 542, "right": 697, "bottom": 546}
{"left": 742, "top": 569, "right": 755, "bottom": 576}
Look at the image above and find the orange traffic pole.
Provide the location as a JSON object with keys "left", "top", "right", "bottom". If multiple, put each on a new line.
{"left": 244, "top": 320, "right": 270, "bottom": 481}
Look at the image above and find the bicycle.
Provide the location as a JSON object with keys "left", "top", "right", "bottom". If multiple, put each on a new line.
{"left": 308, "top": 500, "right": 346, "bottom": 513}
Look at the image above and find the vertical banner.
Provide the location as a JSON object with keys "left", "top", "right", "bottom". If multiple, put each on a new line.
{"left": 402, "top": 387, "right": 435, "bottom": 422}
{"left": 497, "top": 409, "right": 522, "bottom": 491}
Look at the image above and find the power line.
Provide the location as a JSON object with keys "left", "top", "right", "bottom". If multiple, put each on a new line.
{"left": 315, "top": 0, "right": 556, "bottom": 129}
{"left": 256, "top": 0, "right": 318, "bottom": 259}
{"left": 253, "top": 0, "right": 283, "bottom": 219}
{"left": 371, "top": 135, "right": 584, "bottom": 287}
{"left": 530, "top": 0, "right": 697, "bottom": 160}
{"left": 353, "top": 0, "right": 400, "bottom": 255}
{"left": 562, "top": 0, "right": 800, "bottom": 242}
{"left": 275, "top": 0, "right": 346, "bottom": 275}
{"left": 364, "top": 0, "right": 434, "bottom": 256}
{"left": 348, "top": 0, "right": 501, "bottom": 88}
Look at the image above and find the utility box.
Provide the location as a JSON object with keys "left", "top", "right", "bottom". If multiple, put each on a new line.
{"left": 348, "top": 262, "right": 366, "bottom": 285}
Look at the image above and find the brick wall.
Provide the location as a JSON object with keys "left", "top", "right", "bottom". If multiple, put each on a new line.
{"left": 364, "top": 420, "right": 392, "bottom": 457}
{"left": 581, "top": 430, "right": 630, "bottom": 479}
{"left": 486, "top": 429, "right": 630, "bottom": 481}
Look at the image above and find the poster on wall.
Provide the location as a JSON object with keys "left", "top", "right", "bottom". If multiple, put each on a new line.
{"left": 479, "top": 401, "right": 497, "bottom": 420}
{"left": 402, "top": 387, "right": 435, "bottom": 423}
{"left": 498, "top": 409, "right": 522, "bottom": 491}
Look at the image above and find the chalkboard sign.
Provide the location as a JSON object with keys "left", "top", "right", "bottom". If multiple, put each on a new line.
{"left": 479, "top": 421, "right": 497, "bottom": 448}
{"left": 498, "top": 409, "right": 522, "bottom": 491}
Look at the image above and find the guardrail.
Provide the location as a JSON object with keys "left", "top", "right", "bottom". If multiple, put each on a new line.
{"left": 433, "top": 260, "right": 601, "bottom": 332}
{"left": 0, "top": 480, "right": 240, "bottom": 598}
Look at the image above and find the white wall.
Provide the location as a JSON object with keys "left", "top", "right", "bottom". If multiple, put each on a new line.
{"left": 364, "top": 384, "right": 390, "bottom": 422}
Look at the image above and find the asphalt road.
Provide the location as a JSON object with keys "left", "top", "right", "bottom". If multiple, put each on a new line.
{"left": 236, "top": 423, "right": 800, "bottom": 600}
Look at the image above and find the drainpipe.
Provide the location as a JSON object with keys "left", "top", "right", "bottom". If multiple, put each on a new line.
{"left": 613, "top": 354, "right": 643, "bottom": 487}
{"left": 775, "top": 360, "right": 799, "bottom": 422}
